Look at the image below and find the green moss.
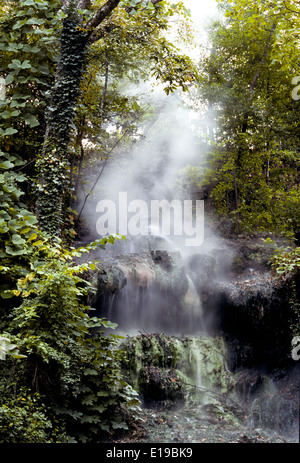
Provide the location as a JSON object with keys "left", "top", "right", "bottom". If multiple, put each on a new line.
{"left": 120, "top": 333, "right": 236, "bottom": 407}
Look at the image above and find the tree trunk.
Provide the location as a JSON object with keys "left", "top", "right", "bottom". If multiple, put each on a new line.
{"left": 36, "top": 15, "right": 89, "bottom": 235}
{"left": 36, "top": 0, "right": 122, "bottom": 236}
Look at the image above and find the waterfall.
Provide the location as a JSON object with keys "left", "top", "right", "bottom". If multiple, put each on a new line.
{"left": 185, "top": 275, "right": 206, "bottom": 335}
{"left": 82, "top": 82, "right": 299, "bottom": 440}
{"left": 96, "top": 242, "right": 206, "bottom": 337}
{"left": 189, "top": 338, "right": 203, "bottom": 388}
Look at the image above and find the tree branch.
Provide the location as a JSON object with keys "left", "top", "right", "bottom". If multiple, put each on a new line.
{"left": 86, "top": 0, "right": 163, "bottom": 43}
{"left": 85, "top": 0, "right": 121, "bottom": 30}
{"left": 282, "top": 1, "right": 300, "bottom": 15}
{"left": 76, "top": 129, "right": 129, "bottom": 223}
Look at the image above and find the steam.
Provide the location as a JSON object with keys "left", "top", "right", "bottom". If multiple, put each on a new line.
{"left": 76, "top": 81, "right": 233, "bottom": 337}
{"left": 77, "top": 82, "right": 217, "bottom": 258}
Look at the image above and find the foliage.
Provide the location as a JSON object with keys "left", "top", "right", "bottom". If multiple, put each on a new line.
{"left": 0, "top": 0, "right": 201, "bottom": 443}
{"left": 0, "top": 150, "right": 140, "bottom": 442}
{"left": 0, "top": 150, "right": 40, "bottom": 288}
{"left": 0, "top": 0, "right": 197, "bottom": 236}
{"left": 0, "top": 386, "right": 61, "bottom": 443}
{"left": 219, "top": 0, "right": 300, "bottom": 72}
{"left": 190, "top": 0, "right": 300, "bottom": 238}
{"left": 0, "top": 231, "right": 141, "bottom": 442}
{"left": 33, "top": 0, "right": 198, "bottom": 235}
{"left": 0, "top": 0, "right": 60, "bottom": 167}
{"left": 1, "top": 0, "right": 298, "bottom": 444}
{"left": 270, "top": 245, "right": 300, "bottom": 279}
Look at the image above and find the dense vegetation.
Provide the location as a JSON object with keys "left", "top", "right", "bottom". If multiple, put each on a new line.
{"left": 0, "top": 0, "right": 299, "bottom": 442}
{"left": 183, "top": 0, "right": 300, "bottom": 241}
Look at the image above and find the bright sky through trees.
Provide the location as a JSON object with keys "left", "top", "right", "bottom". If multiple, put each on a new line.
{"left": 183, "top": 0, "right": 218, "bottom": 42}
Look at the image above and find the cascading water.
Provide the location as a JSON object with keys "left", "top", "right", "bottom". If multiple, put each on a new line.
{"left": 95, "top": 244, "right": 206, "bottom": 337}
{"left": 79, "top": 84, "right": 298, "bottom": 443}
{"left": 189, "top": 338, "right": 203, "bottom": 388}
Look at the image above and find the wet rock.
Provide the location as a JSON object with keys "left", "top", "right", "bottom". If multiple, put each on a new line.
{"left": 185, "top": 253, "right": 217, "bottom": 291}
{"left": 119, "top": 332, "right": 299, "bottom": 439}
{"left": 200, "top": 402, "right": 240, "bottom": 426}
{"left": 234, "top": 369, "right": 263, "bottom": 398}
{"left": 84, "top": 235, "right": 299, "bottom": 441}
{"left": 248, "top": 363, "right": 300, "bottom": 436}
{"left": 150, "top": 250, "right": 176, "bottom": 272}
{"left": 120, "top": 333, "right": 185, "bottom": 407}
{"left": 96, "top": 264, "right": 127, "bottom": 297}
{"left": 93, "top": 252, "right": 203, "bottom": 334}
{"left": 227, "top": 235, "right": 292, "bottom": 274}
{"left": 138, "top": 366, "right": 184, "bottom": 406}
{"left": 225, "top": 338, "right": 255, "bottom": 371}
{"left": 218, "top": 274, "right": 294, "bottom": 369}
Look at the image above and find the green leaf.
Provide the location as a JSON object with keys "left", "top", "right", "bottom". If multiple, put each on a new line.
{"left": 8, "top": 59, "right": 32, "bottom": 70}
{"left": 12, "top": 234, "right": 26, "bottom": 246}
{"left": 83, "top": 368, "right": 98, "bottom": 376}
{"left": 31, "top": 240, "right": 43, "bottom": 247}
{"left": 23, "top": 113, "right": 39, "bottom": 128}
{"left": 82, "top": 395, "right": 96, "bottom": 406}
{"left": 1, "top": 128, "right": 18, "bottom": 136}
{"left": 6, "top": 43, "right": 20, "bottom": 52}
{"left": 13, "top": 19, "right": 29, "bottom": 30}
{"left": 5, "top": 245, "right": 26, "bottom": 256}
{"left": 26, "top": 18, "right": 45, "bottom": 26}
{"left": 21, "top": 60, "right": 32, "bottom": 69}
{"left": 0, "top": 161, "right": 14, "bottom": 169}
{"left": 5, "top": 74, "right": 15, "bottom": 85}
{"left": 112, "top": 422, "right": 128, "bottom": 430}
{"left": 21, "top": 0, "right": 37, "bottom": 5}
{"left": 0, "top": 109, "right": 19, "bottom": 119}
{"left": 102, "top": 320, "right": 118, "bottom": 329}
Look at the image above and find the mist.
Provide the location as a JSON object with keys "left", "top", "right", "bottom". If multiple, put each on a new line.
{"left": 74, "top": 78, "right": 236, "bottom": 339}
{"left": 77, "top": 81, "right": 222, "bottom": 260}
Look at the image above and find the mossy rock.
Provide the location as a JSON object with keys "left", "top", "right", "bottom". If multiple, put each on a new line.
{"left": 96, "top": 265, "right": 127, "bottom": 297}
{"left": 120, "top": 333, "right": 237, "bottom": 407}
{"left": 138, "top": 366, "right": 184, "bottom": 406}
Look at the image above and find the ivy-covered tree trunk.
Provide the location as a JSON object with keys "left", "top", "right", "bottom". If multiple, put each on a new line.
{"left": 35, "top": 0, "right": 186, "bottom": 236}
{"left": 36, "top": 15, "right": 88, "bottom": 235}
{"left": 36, "top": 0, "right": 122, "bottom": 236}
